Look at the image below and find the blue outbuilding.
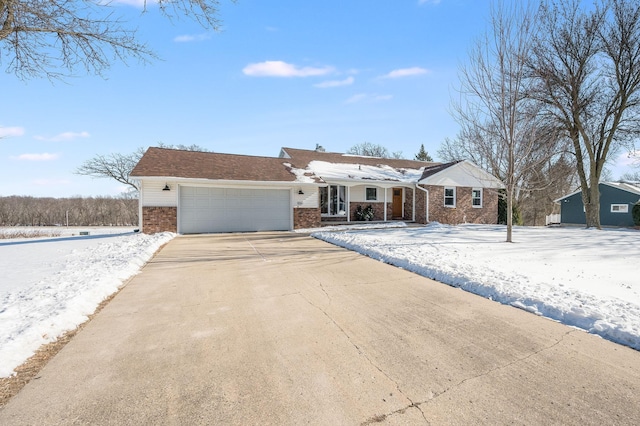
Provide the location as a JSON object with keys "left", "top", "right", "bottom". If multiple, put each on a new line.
{"left": 555, "top": 182, "right": 640, "bottom": 227}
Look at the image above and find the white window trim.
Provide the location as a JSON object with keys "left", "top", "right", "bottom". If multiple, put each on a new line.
{"left": 610, "top": 204, "right": 629, "bottom": 213}
{"left": 365, "top": 187, "right": 378, "bottom": 201}
{"left": 320, "top": 185, "right": 348, "bottom": 216}
{"left": 444, "top": 187, "right": 456, "bottom": 208}
{"left": 472, "top": 188, "right": 483, "bottom": 208}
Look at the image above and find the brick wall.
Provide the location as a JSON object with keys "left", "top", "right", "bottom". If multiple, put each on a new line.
{"left": 293, "top": 207, "right": 321, "bottom": 229}
{"left": 422, "top": 185, "right": 498, "bottom": 225}
{"left": 415, "top": 188, "right": 427, "bottom": 224}
{"left": 404, "top": 188, "right": 414, "bottom": 221}
{"left": 142, "top": 206, "right": 177, "bottom": 234}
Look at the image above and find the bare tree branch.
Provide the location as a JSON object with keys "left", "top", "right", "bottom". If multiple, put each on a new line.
{"left": 450, "top": 1, "right": 564, "bottom": 241}
{"left": 0, "top": 0, "right": 229, "bottom": 79}
{"left": 75, "top": 144, "right": 211, "bottom": 191}
{"left": 530, "top": 0, "right": 640, "bottom": 228}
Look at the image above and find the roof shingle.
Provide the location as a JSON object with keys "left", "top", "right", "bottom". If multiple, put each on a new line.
{"left": 130, "top": 147, "right": 298, "bottom": 182}
{"left": 280, "top": 147, "right": 437, "bottom": 170}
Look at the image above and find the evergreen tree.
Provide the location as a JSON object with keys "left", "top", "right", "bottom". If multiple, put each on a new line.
{"left": 414, "top": 144, "right": 433, "bottom": 161}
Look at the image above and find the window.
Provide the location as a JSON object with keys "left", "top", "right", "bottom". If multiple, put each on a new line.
{"left": 611, "top": 204, "right": 629, "bottom": 213}
{"left": 320, "top": 185, "right": 347, "bottom": 215}
{"left": 472, "top": 188, "right": 482, "bottom": 208}
{"left": 366, "top": 187, "right": 378, "bottom": 201}
{"left": 444, "top": 187, "right": 456, "bottom": 207}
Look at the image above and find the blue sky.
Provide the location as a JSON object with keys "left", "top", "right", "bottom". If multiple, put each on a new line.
{"left": 1, "top": 0, "right": 637, "bottom": 198}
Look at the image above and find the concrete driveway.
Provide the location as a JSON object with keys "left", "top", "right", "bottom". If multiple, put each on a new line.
{"left": 1, "top": 232, "right": 639, "bottom": 425}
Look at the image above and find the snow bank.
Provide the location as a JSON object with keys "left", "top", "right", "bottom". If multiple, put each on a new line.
{"left": 0, "top": 230, "right": 175, "bottom": 377}
{"left": 312, "top": 224, "right": 640, "bottom": 351}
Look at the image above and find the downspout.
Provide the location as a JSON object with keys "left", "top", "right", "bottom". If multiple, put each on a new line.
{"left": 415, "top": 184, "right": 429, "bottom": 223}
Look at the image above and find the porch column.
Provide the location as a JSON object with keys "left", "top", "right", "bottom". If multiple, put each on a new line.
{"left": 384, "top": 187, "right": 388, "bottom": 221}
{"left": 347, "top": 186, "right": 351, "bottom": 222}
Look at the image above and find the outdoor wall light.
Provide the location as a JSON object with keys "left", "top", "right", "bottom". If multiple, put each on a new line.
{"left": 298, "top": 189, "right": 304, "bottom": 195}
{"left": 163, "top": 184, "right": 171, "bottom": 191}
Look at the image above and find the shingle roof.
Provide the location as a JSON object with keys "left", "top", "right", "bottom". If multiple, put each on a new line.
{"left": 132, "top": 146, "right": 443, "bottom": 184}
{"left": 555, "top": 181, "right": 640, "bottom": 202}
{"left": 419, "top": 160, "right": 462, "bottom": 181}
{"left": 130, "top": 147, "right": 298, "bottom": 182}
{"left": 280, "top": 147, "right": 437, "bottom": 170}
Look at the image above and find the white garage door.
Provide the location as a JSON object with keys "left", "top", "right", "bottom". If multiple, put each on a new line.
{"left": 179, "top": 187, "right": 291, "bottom": 234}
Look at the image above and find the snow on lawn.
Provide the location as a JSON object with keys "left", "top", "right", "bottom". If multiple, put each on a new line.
{"left": 0, "top": 228, "right": 175, "bottom": 378}
{"left": 312, "top": 224, "right": 640, "bottom": 351}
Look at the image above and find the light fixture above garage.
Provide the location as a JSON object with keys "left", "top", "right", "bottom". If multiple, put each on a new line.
{"left": 298, "top": 189, "right": 304, "bottom": 195}
{"left": 163, "top": 184, "right": 171, "bottom": 191}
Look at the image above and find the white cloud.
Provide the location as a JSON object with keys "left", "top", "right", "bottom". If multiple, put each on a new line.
{"left": 380, "top": 67, "right": 430, "bottom": 79}
{"left": 243, "top": 61, "right": 334, "bottom": 77}
{"left": 12, "top": 153, "right": 60, "bottom": 161}
{"left": 345, "top": 93, "right": 393, "bottom": 104}
{"left": 35, "top": 131, "right": 90, "bottom": 142}
{"left": 174, "top": 33, "right": 211, "bottom": 43}
{"left": 0, "top": 126, "right": 25, "bottom": 138}
{"left": 314, "top": 76, "right": 355, "bottom": 88}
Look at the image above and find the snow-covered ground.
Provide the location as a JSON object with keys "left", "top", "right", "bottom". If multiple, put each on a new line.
{"left": 2, "top": 223, "right": 638, "bottom": 378}
{"left": 0, "top": 227, "right": 175, "bottom": 378}
{"left": 312, "top": 224, "right": 640, "bottom": 352}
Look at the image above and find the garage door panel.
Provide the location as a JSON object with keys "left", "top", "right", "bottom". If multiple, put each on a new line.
{"left": 179, "top": 187, "right": 291, "bottom": 234}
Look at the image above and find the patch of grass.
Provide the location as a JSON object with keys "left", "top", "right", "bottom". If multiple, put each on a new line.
{"left": 0, "top": 229, "right": 62, "bottom": 239}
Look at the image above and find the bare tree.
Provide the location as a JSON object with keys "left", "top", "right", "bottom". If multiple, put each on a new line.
{"left": 620, "top": 171, "right": 640, "bottom": 182}
{"left": 76, "top": 147, "right": 146, "bottom": 192}
{"left": 529, "top": 0, "right": 640, "bottom": 228}
{"left": 347, "top": 142, "right": 389, "bottom": 158}
{"left": 0, "top": 195, "right": 138, "bottom": 226}
{"left": 347, "top": 142, "right": 404, "bottom": 159}
{"left": 0, "top": 0, "right": 228, "bottom": 80}
{"left": 452, "top": 1, "right": 560, "bottom": 241}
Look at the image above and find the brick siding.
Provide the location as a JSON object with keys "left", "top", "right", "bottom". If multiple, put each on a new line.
{"left": 142, "top": 206, "right": 177, "bottom": 234}
{"left": 293, "top": 207, "right": 322, "bottom": 229}
{"left": 404, "top": 188, "right": 414, "bottom": 221}
{"left": 415, "top": 187, "right": 428, "bottom": 224}
{"left": 421, "top": 185, "right": 498, "bottom": 225}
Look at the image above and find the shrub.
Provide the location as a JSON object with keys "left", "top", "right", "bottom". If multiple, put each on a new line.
{"left": 354, "top": 205, "right": 375, "bottom": 221}
{"left": 633, "top": 203, "right": 640, "bottom": 226}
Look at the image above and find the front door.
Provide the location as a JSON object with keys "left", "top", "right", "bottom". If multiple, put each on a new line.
{"left": 392, "top": 188, "right": 403, "bottom": 219}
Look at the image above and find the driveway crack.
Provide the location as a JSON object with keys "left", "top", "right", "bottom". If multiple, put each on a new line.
{"left": 362, "top": 401, "right": 430, "bottom": 425}
{"left": 426, "top": 329, "right": 577, "bottom": 404}
{"left": 300, "top": 294, "right": 421, "bottom": 420}
{"left": 318, "top": 282, "right": 332, "bottom": 303}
